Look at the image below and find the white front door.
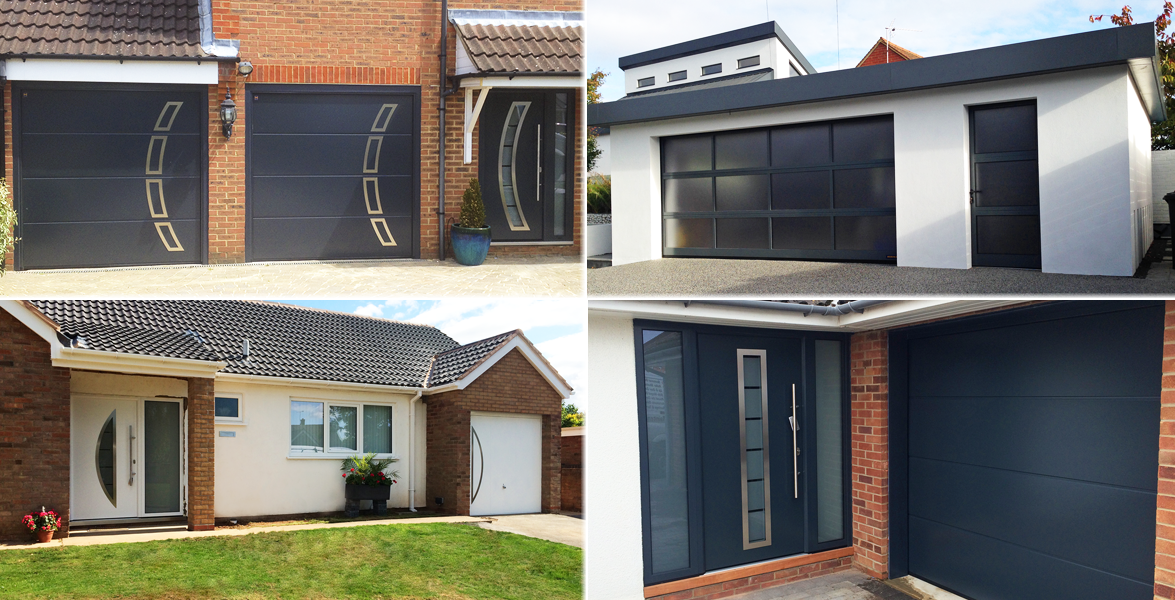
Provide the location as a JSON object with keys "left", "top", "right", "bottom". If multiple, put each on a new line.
{"left": 72, "top": 397, "right": 184, "bottom": 521}
{"left": 470, "top": 412, "right": 542, "bottom": 516}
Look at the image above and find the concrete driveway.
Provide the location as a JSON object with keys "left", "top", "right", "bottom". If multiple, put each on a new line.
{"left": 588, "top": 258, "right": 1175, "bottom": 296}
{"left": 0, "top": 256, "right": 582, "bottom": 298}
{"left": 478, "top": 513, "right": 583, "bottom": 548}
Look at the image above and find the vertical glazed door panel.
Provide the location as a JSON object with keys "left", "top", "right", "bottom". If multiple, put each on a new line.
{"left": 72, "top": 397, "right": 138, "bottom": 521}
{"left": 970, "top": 101, "right": 1042, "bottom": 269}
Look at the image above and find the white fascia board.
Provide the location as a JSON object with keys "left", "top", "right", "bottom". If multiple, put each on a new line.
{"left": 425, "top": 336, "right": 574, "bottom": 399}
{"left": 589, "top": 300, "right": 1025, "bottom": 332}
{"left": 0, "top": 300, "right": 63, "bottom": 354}
{"left": 6, "top": 59, "right": 219, "bottom": 85}
{"left": 54, "top": 348, "right": 226, "bottom": 379}
{"left": 459, "top": 76, "right": 582, "bottom": 89}
{"left": 215, "top": 372, "right": 423, "bottom": 395}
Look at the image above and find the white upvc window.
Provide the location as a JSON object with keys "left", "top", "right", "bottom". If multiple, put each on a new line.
{"left": 214, "top": 393, "right": 245, "bottom": 424}
{"left": 289, "top": 398, "right": 395, "bottom": 458}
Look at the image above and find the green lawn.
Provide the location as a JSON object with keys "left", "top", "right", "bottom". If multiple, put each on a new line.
{"left": 0, "top": 523, "right": 582, "bottom": 599}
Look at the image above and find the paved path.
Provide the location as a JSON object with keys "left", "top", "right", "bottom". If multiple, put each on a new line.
{"left": 589, "top": 258, "right": 1175, "bottom": 296}
{"left": 0, "top": 515, "right": 492, "bottom": 550}
{"left": 0, "top": 256, "right": 583, "bottom": 298}
{"left": 477, "top": 513, "right": 583, "bottom": 548}
{"left": 726, "top": 570, "right": 913, "bottom": 600}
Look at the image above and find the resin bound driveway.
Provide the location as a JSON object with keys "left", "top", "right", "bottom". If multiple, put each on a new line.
{"left": 0, "top": 256, "right": 583, "bottom": 297}
{"left": 588, "top": 258, "right": 1175, "bottom": 296}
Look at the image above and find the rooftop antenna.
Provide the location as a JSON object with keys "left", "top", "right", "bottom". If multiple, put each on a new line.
{"left": 884, "top": 20, "right": 922, "bottom": 64}
{"left": 833, "top": 0, "right": 841, "bottom": 69}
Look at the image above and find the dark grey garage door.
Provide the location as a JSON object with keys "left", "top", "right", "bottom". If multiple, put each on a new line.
{"left": 892, "top": 302, "right": 1162, "bottom": 600}
{"left": 14, "top": 84, "right": 205, "bottom": 269}
{"left": 246, "top": 85, "right": 419, "bottom": 261}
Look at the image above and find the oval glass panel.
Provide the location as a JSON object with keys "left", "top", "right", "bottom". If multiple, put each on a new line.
{"left": 95, "top": 410, "right": 116, "bottom": 506}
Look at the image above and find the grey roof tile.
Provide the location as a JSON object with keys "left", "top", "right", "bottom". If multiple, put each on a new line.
{"left": 0, "top": 0, "right": 204, "bottom": 58}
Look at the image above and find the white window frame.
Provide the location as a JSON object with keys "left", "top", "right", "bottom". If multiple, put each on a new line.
{"left": 213, "top": 393, "right": 245, "bottom": 425}
{"left": 288, "top": 397, "right": 397, "bottom": 459}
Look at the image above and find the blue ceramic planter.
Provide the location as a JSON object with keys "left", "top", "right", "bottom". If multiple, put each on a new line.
{"left": 451, "top": 225, "right": 492, "bottom": 266}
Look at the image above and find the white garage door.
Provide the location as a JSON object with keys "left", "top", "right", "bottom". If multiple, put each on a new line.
{"left": 470, "top": 412, "right": 542, "bottom": 516}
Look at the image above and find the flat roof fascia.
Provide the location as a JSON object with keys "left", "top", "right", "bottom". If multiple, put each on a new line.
{"left": 618, "top": 21, "right": 817, "bottom": 75}
{"left": 591, "top": 23, "right": 1163, "bottom": 127}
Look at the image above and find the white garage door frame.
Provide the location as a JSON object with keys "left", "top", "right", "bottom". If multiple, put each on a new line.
{"left": 470, "top": 411, "right": 542, "bottom": 516}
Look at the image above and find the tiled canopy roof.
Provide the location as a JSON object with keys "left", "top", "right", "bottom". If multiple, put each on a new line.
{"left": 452, "top": 12, "right": 583, "bottom": 75}
{"left": 0, "top": 0, "right": 205, "bottom": 58}
{"left": 28, "top": 300, "right": 518, "bottom": 388}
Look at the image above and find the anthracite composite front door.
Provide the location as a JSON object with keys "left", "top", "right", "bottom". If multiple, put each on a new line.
{"left": 970, "top": 101, "right": 1041, "bottom": 269}
{"left": 14, "top": 84, "right": 205, "bottom": 270}
{"left": 479, "top": 90, "right": 574, "bottom": 243}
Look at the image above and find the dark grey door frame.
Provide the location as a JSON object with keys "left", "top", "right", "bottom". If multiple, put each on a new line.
{"left": 243, "top": 83, "right": 421, "bottom": 262}
{"left": 633, "top": 319, "right": 854, "bottom": 586}
{"left": 969, "top": 100, "right": 1041, "bottom": 269}
{"left": 11, "top": 81, "right": 209, "bottom": 270}
{"left": 888, "top": 300, "right": 1163, "bottom": 598}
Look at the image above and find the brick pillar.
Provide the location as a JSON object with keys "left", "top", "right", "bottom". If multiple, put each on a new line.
{"left": 1156, "top": 301, "right": 1175, "bottom": 599}
{"left": 850, "top": 330, "right": 889, "bottom": 579}
{"left": 542, "top": 414, "right": 562, "bottom": 513}
{"left": 187, "top": 377, "right": 215, "bottom": 531}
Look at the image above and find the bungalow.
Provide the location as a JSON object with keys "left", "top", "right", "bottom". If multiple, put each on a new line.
{"left": 1, "top": 0, "right": 583, "bottom": 270}
{"left": 587, "top": 300, "right": 1169, "bottom": 600}
{"left": 587, "top": 22, "right": 1163, "bottom": 276}
{"left": 0, "top": 300, "right": 572, "bottom": 539}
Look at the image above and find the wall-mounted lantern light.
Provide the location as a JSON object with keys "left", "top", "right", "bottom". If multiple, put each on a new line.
{"left": 220, "top": 91, "right": 237, "bottom": 139}
{"left": 237, "top": 61, "right": 254, "bottom": 77}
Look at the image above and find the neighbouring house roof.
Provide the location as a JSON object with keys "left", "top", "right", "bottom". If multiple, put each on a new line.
{"left": 856, "top": 37, "right": 923, "bottom": 68}
{"left": 589, "top": 23, "right": 1166, "bottom": 126}
{"left": 0, "top": 0, "right": 207, "bottom": 59}
{"left": 617, "top": 21, "right": 817, "bottom": 76}
{"left": 449, "top": 9, "right": 583, "bottom": 76}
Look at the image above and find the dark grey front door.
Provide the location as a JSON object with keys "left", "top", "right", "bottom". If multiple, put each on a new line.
{"left": 970, "top": 101, "right": 1041, "bottom": 269}
{"left": 698, "top": 334, "right": 805, "bottom": 570}
{"left": 14, "top": 84, "right": 205, "bottom": 269}
{"left": 479, "top": 90, "right": 574, "bottom": 243}
{"left": 246, "top": 85, "right": 419, "bottom": 261}
{"left": 899, "top": 302, "right": 1162, "bottom": 599}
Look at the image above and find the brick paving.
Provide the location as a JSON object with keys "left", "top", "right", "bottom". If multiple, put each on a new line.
{"left": 0, "top": 256, "right": 582, "bottom": 298}
{"left": 723, "top": 570, "right": 911, "bottom": 600}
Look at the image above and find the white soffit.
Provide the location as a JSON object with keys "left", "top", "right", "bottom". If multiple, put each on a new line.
{"left": 6, "top": 59, "right": 219, "bottom": 85}
{"left": 458, "top": 76, "right": 583, "bottom": 89}
{"left": 588, "top": 300, "right": 1025, "bottom": 332}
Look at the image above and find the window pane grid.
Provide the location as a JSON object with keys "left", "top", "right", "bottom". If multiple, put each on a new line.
{"left": 291, "top": 402, "right": 395, "bottom": 455}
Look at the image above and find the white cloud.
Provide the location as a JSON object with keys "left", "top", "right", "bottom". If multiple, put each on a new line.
{"left": 535, "top": 330, "right": 589, "bottom": 413}
{"left": 352, "top": 303, "right": 385, "bottom": 318}
{"left": 587, "top": 0, "right": 1158, "bottom": 101}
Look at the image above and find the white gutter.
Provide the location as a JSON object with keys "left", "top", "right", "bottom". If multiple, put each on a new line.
{"left": 215, "top": 372, "right": 423, "bottom": 394}
{"left": 406, "top": 389, "right": 423, "bottom": 512}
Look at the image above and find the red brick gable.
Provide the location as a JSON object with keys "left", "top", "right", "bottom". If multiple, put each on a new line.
{"left": 855, "top": 37, "right": 923, "bottom": 68}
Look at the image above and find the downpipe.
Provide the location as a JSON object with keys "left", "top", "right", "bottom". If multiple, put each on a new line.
{"left": 408, "top": 389, "right": 422, "bottom": 512}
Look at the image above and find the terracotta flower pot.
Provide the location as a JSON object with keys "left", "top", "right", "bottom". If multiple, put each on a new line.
{"left": 35, "top": 529, "right": 53, "bottom": 543}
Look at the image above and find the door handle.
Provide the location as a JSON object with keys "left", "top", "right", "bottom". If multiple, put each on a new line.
{"left": 791, "top": 384, "right": 798, "bottom": 499}
{"left": 970, "top": 189, "right": 981, "bottom": 205}
{"left": 128, "top": 424, "right": 136, "bottom": 486}
{"left": 536, "top": 124, "right": 542, "bottom": 202}
{"left": 470, "top": 427, "right": 485, "bottom": 504}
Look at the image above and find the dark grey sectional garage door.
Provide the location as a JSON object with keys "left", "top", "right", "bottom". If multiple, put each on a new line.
{"left": 246, "top": 85, "right": 419, "bottom": 261}
{"left": 14, "top": 84, "right": 205, "bottom": 269}
{"left": 894, "top": 303, "right": 1162, "bottom": 600}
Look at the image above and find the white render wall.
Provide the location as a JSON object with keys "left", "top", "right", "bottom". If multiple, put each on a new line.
{"left": 1153, "top": 150, "right": 1175, "bottom": 224}
{"left": 1128, "top": 81, "right": 1155, "bottom": 269}
{"left": 609, "top": 64, "right": 1145, "bottom": 276}
{"left": 212, "top": 381, "right": 425, "bottom": 518}
{"left": 623, "top": 38, "right": 804, "bottom": 96}
{"left": 586, "top": 310, "right": 644, "bottom": 600}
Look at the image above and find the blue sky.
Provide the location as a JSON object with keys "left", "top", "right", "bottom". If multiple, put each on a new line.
{"left": 281, "top": 300, "right": 588, "bottom": 412}
{"left": 588, "top": 0, "right": 1167, "bottom": 101}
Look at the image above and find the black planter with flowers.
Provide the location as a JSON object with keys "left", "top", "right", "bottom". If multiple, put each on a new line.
{"left": 341, "top": 453, "right": 399, "bottom": 517}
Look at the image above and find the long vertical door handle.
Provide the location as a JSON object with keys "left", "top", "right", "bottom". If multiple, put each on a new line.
{"left": 128, "top": 424, "right": 136, "bottom": 486}
{"left": 791, "top": 384, "right": 798, "bottom": 499}
{"left": 536, "top": 124, "right": 542, "bottom": 201}
{"left": 470, "top": 427, "right": 485, "bottom": 505}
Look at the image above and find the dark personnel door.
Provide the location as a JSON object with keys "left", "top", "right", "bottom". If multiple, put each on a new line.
{"left": 246, "top": 85, "right": 420, "bottom": 261}
{"left": 697, "top": 334, "right": 804, "bottom": 569}
{"left": 14, "top": 84, "right": 205, "bottom": 269}
{"left": 479, "top": 90, "right": 574, "bottom": 243}
{"left": 970, "top": 101, "right": 1041, "bottom": 269}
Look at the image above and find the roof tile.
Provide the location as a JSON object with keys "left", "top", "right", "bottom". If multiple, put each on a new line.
{"left": 0, "top": 0, "right": 204, "bottom": 58}
{"left": 454, "top": 19, "right": 582, "bottom": 75}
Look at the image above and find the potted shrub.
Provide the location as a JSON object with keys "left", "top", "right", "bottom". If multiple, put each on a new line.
{"left": 450, "top": 178, "right": 492, "bottom": 266}
{"left": 22, "top": 507, "right": 61, "bottom": 543}
{"left": 341, "top": 453, "right": 399, "bottom": 517}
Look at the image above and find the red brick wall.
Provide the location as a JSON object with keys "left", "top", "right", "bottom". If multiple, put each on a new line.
{"left": 561, "top": 433, "right": 582, "bottom": 512}
{"left": 850, "top": 330, "right": 889, "bottom": 579}
{"left": 1157, "top": 300, "right": 1175, "bottom": 600}
{"left": 187, "top": 377, "right": 216, "bottom": 531}
{"left": 646, "top": 554, "right": 853, "bottom": 600}
{"left": 0, "top": 309, "right": 71, "bottom": 540}
{"left": 3, "top": 81, "right": 12, "bottom": 271}
{"left": 426, "top": 348, "right": 563, "bottom": 515}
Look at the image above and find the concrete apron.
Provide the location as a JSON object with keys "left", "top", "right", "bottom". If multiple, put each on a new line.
{"left": 0, "top": 516, "right": 491, "bottom": 550}
{"left": 475, "top": 513, "right": 584, "bottom": 548}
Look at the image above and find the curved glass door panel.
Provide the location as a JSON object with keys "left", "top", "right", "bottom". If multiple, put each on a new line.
{"left": 95, "top": 410, "right": 116, "bottom": 506}
{"left": 498, "top": 102, "right": 532, "bottom": 231}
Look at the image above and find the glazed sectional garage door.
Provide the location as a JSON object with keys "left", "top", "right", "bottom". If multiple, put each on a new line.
{"left": 897, "top": 303, "right": 1162, "bottom": 600}
{"left": 246, "top": 86, "right": 419, "bottom": 261}
{"left": 14, "top": 85, "right": 204, "bottom": 269}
